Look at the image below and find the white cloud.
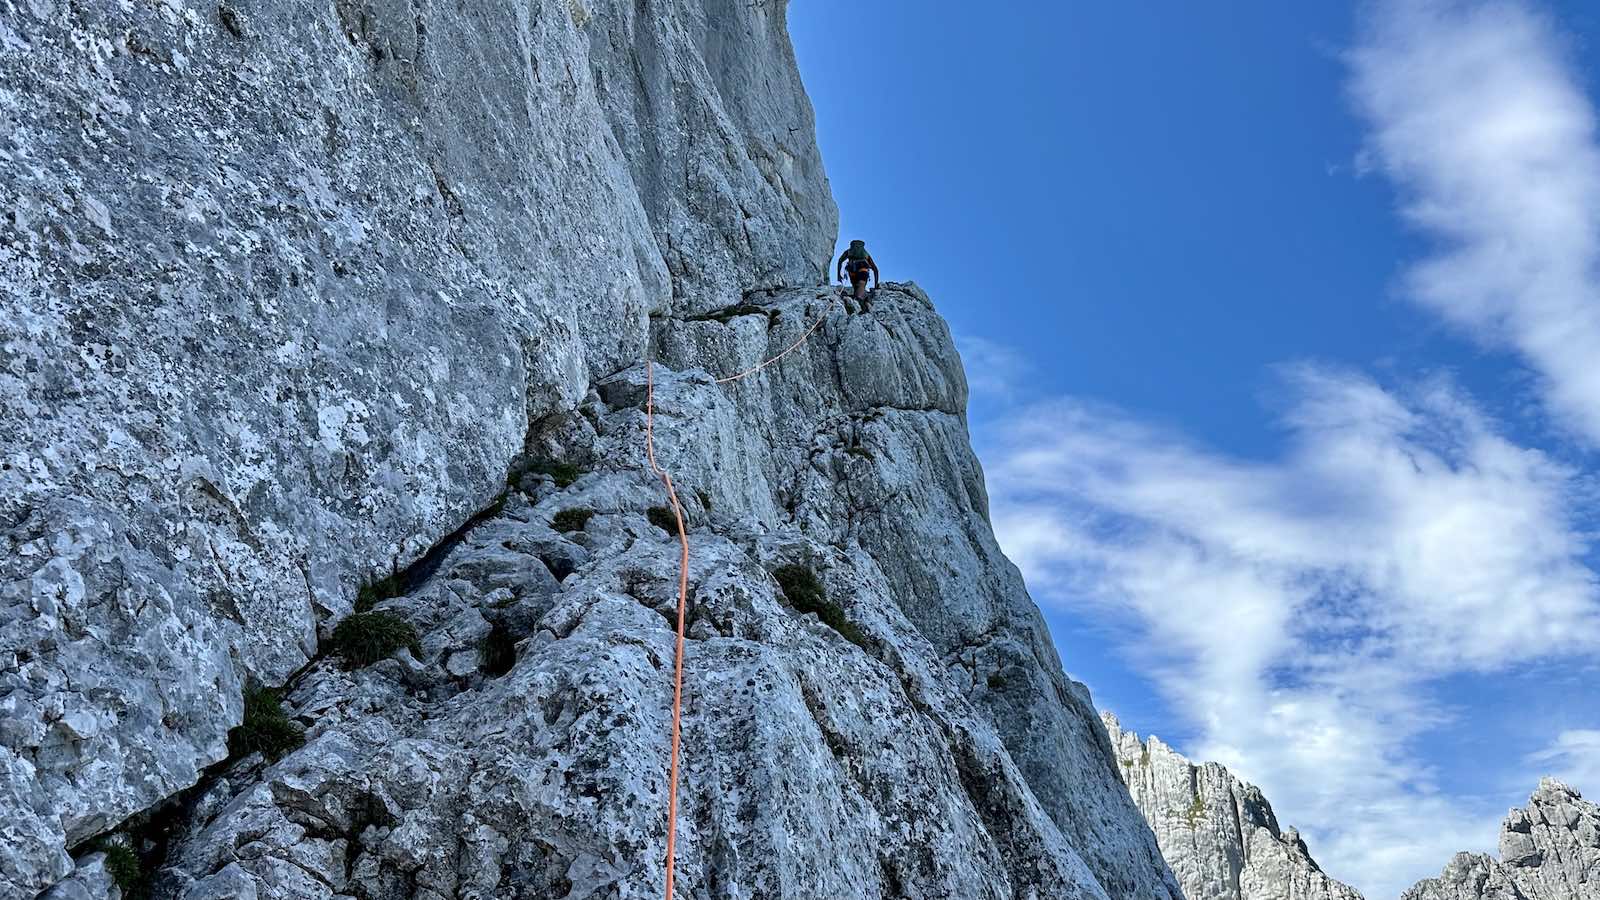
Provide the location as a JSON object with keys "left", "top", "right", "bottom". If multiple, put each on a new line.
{"left": 955, "top": 333, "right": 1033, "bottom": 407}
{"left": 1350, "top": 0, "right": 1600, "bottom": 446}
{"left": 962, "top": 3, "right": 1600, "bottom": 894}
{"left": 1526, "top": 729, "right": 1600, "bottom": 794}
{"left": 979, "top": 367, "right": 1600, "bottom": 897}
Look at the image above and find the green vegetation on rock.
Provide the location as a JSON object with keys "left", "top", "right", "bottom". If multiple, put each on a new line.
{"left": 330, "top": 611, "right": 422, "bottom": 668}
{"left": 647, "top": 505, "right": 678, "bottom": 533}
{"left": 226, "top": 684, "right": 305, "bottom": 762}
{"left": 773, "top": 564, "right": 869, "bottom": 650}
{"left": 552, "top": 507, "right": 595, "bottom": 533}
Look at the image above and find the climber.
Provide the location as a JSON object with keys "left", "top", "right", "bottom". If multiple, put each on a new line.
{"left": 835, "top": 239, "right": 879, "bottom": 301}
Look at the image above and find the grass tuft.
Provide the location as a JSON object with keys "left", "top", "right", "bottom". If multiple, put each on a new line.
{"left": 526, "top": 459, "right": 582, "bottom": 488}
{"left": 772, "top": 564, "right": 869, "bottom": 650}
{"left": 552, "top": 507, "right": 595, "bottom": 533}
{"left": 483, "top": 489, "right": 509, "bottom": 518}
{"left": 226, "top": 683, "right": 305, "bottom": 762}
{"left": 330, "top": 611, "right": 422, "bottom": 668}
{"left": 99, "top": 843, "right": 142, "bottom": 894}
{"left": 355, "top": 570, "right": 404, "bottom": 613}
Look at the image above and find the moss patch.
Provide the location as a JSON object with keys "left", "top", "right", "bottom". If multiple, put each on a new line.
{"left": 226, "top": 684, "right": 305, "bottom": 762}
{"left": 774, "top": 564, "right": 825, "bottom": 609}
{"left": 846, "top": 445, "right": 875, "bottom": 461}
{"left": 986, "top": 672, "right": 1006, "bottom": 690}
{"left": 552, "top": 507, "right": 595, "bottom": 533}
{"left": 773, "top": 564, "right": 869, "bottom": 650}
{"left": 526, "top": 459, "right": 582, "bottom": 488}
{"left": 647, "top": 505, "right": 678, "bottom": 534}
{"left": 330, "top": 611, "right": 422, "bottom": 668}
{"left": 1184, "top": 790, "right": 1206, "bottom": 828}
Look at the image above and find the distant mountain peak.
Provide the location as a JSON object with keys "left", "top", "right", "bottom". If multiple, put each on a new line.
{"left": 1403, "top": 779, "right": 1600, "bottom": 900}
{"left": 1101, "top": 711, "right": 1365, "bottom": 900}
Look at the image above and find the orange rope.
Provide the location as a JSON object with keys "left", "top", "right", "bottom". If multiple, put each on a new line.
{"left": 649, "top": 293, "right": 838, "bottom": 898}
{"left": 645, "top": 358, "right": 691, "bottom": 900}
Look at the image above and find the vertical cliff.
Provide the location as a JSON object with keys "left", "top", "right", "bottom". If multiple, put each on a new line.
{"left": 1, "top": 0, "right": 828, "bottom": 892}
{"left": 1, "top": 1, "right": 1182, "bottom": 897}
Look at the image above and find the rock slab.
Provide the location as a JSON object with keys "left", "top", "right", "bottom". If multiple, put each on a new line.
{"left": 132, "top": 287, "right": 1184, "bottom": 899}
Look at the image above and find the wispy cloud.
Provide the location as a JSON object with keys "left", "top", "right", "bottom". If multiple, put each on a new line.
{"left": 1526, "top": 729, "right": 1600, "bottom": 792}
{"left": 960, "top": 2, "right": 1600, "bottom": 894}
{"left": 1350, "top": 0, "right": 1600, "bottom": 446}
{"left": 979, "top": 366, "right": 1600, "bottom": 897}
{"left": 956, "top": 333, "right": 1034, "bottom": 407}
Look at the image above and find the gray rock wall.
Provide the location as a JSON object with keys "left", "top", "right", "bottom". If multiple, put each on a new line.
{"left": 0, "top": 0, "right": 1179, "bottom": 896}
{"left": 0, "top": 0, "right": 830, "bottom": 893}
{"left": 115, "top": 287, "right": 1184, "bottom": 899}
{"left": 655, "top": 285, "right": 1184, "bottom": 898}
{"left": 1403, "top": 780, "right": 1600, "bottom": 900}
{"left": 1103, "top": 713, "right": 1363, "bottom": 900}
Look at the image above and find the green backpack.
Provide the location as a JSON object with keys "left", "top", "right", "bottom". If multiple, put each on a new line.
{"left": 845, "top": 240, "right": 869, "bottom": 261}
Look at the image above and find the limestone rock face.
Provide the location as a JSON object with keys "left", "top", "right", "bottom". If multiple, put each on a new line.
{"left": 1403, "top": 780, "right": 1600, "bottom": 900}
{"left": 0, "top": 0, "right": 1180, "bottom": 894}
{"left": 1103, "top": 713, "right": 1363, "bottom": 900}
{"left": 0, "top": 0, "right": 832, "bottom": 894}
{"left": 117, "top": 287, "right": 1182, "bottom": 899}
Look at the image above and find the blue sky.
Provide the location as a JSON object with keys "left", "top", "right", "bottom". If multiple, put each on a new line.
{"left": 792, "top": 3, "right": 1600, "bottom": 897}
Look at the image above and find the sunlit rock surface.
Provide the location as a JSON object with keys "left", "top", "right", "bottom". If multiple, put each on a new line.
{"left": 132, "top": 286, "right": 1181, "bottom": 899}
{"left": 1104, "top": 713, "right": 1363, "bottom": 900}
{"left": 1, "top": 1, "right": 1185, "bottom": 896}
{"left": 1404, "top": 780, "right": 1600, "bottom": 900}
{"left": 1, "top": 0, "right": 829, "bottom": 893}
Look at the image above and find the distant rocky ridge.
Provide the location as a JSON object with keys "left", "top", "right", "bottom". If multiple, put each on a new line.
{"left": 1103, "top": 712, "right": 1364, "bottom": 900}
{"left": 1403, "top": 779, "right": 1600, "bottom": 900}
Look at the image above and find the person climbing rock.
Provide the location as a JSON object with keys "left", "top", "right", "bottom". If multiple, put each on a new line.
{"left": 836, "top": 239, "right": 879, "bottom": 301}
